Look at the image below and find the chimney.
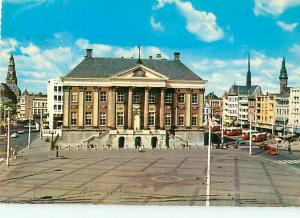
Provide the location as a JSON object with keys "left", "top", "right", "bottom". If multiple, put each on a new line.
{"left": 174, "top": 52, "right": 180, "bottom": 61}
{"left": 149, "top": 56, "right": 153, "bottom": 60}
{"left": 156, "top": 53, "right": 162, "bottom": 59}
{"left": 85, "top": 48, "right": 93, "bottom": 58}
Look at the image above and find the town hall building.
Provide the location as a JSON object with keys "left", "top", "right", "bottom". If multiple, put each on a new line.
{"left": 61, "top": 49, "right": 206, "bottom": 149}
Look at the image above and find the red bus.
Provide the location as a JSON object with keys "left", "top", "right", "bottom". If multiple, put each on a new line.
{"left": 225, "top": 127, "right": 242, "bottom": 136}
{"left": 252, "top": 133, "right": 267, "bottom": 142}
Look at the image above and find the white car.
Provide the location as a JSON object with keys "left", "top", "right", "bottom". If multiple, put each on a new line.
{"left": 11, "top": 133, "right": 18, "bottom": 138}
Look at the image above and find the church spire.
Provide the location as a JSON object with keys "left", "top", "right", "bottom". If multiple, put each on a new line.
{"left": 6, "top": 54, "right": 17, "bottom": 85}
{"left": 246, "top": 52, "right": 251, "bottom": 87}
{"left": 279, "top": 57, "right": 288, "bottom": 79}
{"left": 279, "top": 57, "right": 288, "bottom": 95}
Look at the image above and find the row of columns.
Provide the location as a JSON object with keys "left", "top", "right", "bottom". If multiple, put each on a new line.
{"left": 64, "top": 87, "right": 201, "bottom": 129}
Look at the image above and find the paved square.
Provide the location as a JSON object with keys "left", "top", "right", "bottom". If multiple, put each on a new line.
{"left": 0, "top": 138, "right": 300, "bottom": 206}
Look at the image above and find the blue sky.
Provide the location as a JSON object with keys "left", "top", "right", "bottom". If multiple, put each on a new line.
{"left": 1, "top": 0, "right": 300, "bottom": 96}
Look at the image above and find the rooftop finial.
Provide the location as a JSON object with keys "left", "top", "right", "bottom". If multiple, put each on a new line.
{"left": 137, "top": 44, "right": 143, "bottom": 64}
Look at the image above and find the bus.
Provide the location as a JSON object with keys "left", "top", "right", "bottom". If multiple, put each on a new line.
{"left": 225, "top": 127, "right": 242, "bottom": 136}
{"left": 252, "top": 133, "right": 267, "bottom": 142}
{"left": 241, "top": 130, "right": 258, "bottom": 140}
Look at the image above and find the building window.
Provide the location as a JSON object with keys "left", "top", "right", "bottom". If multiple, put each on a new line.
{"left": 165, "top": 93, "right": 172, "bottom": 104}
{"left": 54, "top": 105, "right": 57, "bottom": 110}
{"left": 85, "top": 112, "right": 92, "bottom": 126}
{"left": 54, "top": 86, "right": 57, "bottom": 92}
{"left": 178, "top": 93, "right": 185, "bottom": 104}
{"left": 58, "top": 86, "right": 62, "bottom": 92}
{"left": 117, "top": 92, "right": 124, "bottom": 103}
{"left": 58, "top": 96, "right": 62, "bottom": 101}
{"left": 149, "top": 113, "right": 155, "bottom": 126}
{"left": 86, "top": 91, "right": 92, "bottom": 102}
{"left": 71, "top": 112, "right": 77, "bottom": 126}
{"left": 58, "top": 105, "right": 62, "bottom": 110}
{"left": 117, "top": 112, "right": 124, "bottom": 126}
{"left": 149, "top": 92, "right": 156, "bottom": 103}
{"left": 100, "top": 92, "right": 106, "bottom": 102}
{"left": 192, "top": 94, "right": 198, "bottom": 104}
{"left": 71, "top": 92, "right": 78, "bottom": 102}
{"left": 165, "top": 113, "right": 171, "bottom": 126}
{"left": 179, "top": 114, "right": 184, "bottom": 126}
{"left": 100, "top": 113, "right": 106, "bottom": 126}
{"left": 192, "top": 114, "right": 197, "bottom": 126}
{"left": 54, "top": 95, "right": 57, "bottom": 101}
{"left": 133, "top": 92, "right": 139, "bottom": 103}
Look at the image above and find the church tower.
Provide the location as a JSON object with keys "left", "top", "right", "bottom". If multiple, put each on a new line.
{"left": 246, "top": 53, "right": 251, "bottom": 87}
{"left": 279, "top": 57, "right": 288, "bottom": 95}
{"left": 6, "top": 54, "right": 21, "bottom": 99}
{"left": 6, "top": 54, "right": 18, "bottom": 85}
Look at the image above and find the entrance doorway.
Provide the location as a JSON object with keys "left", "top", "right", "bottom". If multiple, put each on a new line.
{"left": 118, "top": 136, "right": 125, "bottom": 149}
{"left": 151, "top": 137, "right": 158, "bottom": 149}
{"left": 135, "top": 137, "right": 141, "bottom": 149}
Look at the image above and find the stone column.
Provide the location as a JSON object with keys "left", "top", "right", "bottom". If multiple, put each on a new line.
{"left": 128, "top": 87, "right": 133, "bottom": 129}
{"left": 144, "top": 87, "right": 149, "bottom": 129}
{"left": 108, "top": 87, "right": 116, "bottom": 129}
{"left": 198, "top": 92, "right": 203, "bottom": 127}
{"left": 160, "top": 88, "right": 165, "bottom": 129}
{"left": 185, "top": 92, "right": 191, "bottom": 128}
{"left": 78, "top": 90, "right": 84, "bottom": 127}
{"left": 93, "top": 91, "right": 99, "bottom": 127}
{"left": 63, "top": 89, "right": 70, "bottom": 127}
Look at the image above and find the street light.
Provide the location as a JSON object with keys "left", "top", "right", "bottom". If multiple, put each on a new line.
{"left": 249, "top": 106, "right": 254, "bottom": 156}
{"left": 5, "top": 107, "right": 12, "bottom": 166}
{"left": 206, "top": 110, "right": 212, "bottom": 206}
{"left": 28, "top": 105, "right": 32, "bottom": 149}
{"left": 40, "top": 109, "right": 43, "bottom": 139}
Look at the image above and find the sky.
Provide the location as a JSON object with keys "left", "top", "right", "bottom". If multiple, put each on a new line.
{"left": 0, "top": 0, "right": 300, "bottom": 96}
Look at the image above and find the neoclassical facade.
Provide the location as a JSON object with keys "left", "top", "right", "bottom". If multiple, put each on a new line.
{"left": 61, "top": 49, "right": 206, "bottom": 149}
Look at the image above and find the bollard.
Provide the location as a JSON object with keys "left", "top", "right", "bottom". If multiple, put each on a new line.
{"left": 68, "top": 145, "right": 71, "bottom": 150}
{"left": 173, "top": 145, "right": 175, "bottom": 150}
{"left": 55, "top": 146, "right": 59, "bottom": 158}
{"left": 102, "top": 145, "right": 104, "bottom": 150}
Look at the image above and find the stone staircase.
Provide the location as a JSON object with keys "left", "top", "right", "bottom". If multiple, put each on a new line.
{"left": 82, "top": 130, "right": 110, "bottom": 149}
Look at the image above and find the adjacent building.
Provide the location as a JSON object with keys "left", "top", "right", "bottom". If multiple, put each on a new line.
{"left": 223, "top": 54, "right": 262, "bottom": 126}
{"left": 47, "top": 79, "right": 63, "bottom": 130}
{"left": 17, "top": 90, "right": 47, "bottom": 120}
{"left": 61, "top": 49, "right": 206, "bottom": 149}
{"left": 204, "top": 92, "right": 223, "bottom": 123}
{"left": 288, "top": 88, "right": 300, "bottom": 127}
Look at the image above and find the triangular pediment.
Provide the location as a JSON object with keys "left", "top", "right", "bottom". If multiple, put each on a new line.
{"left": 111, "top": 65, "right": 169, "bottom": 80}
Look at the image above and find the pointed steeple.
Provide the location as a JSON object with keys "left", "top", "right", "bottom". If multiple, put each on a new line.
{"left": 6, "top": 54, "right": 17, "bottom": 85}
{"left": 246, "top": 52, "right": 251, "bottom": 87}
{"left": 279, "top": 57, "right": 288, "bottom": 79}
{"left": 137, "top": 44, "right": 143, "bottom": 64}
{"left": 279, "top": 57, "right": 288, "bottom": 95}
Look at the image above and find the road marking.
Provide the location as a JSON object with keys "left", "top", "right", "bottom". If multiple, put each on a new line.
{"left": 273, "top": 159, "right": 300, "bottom": 165}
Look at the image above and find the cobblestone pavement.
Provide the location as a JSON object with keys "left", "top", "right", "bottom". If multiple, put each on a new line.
{"left": 0, "top": 138, "right": 299, "bottom": 206}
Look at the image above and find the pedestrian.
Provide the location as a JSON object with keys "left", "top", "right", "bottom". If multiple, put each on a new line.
{"left": 288, "top": 141, "right": 292, "bottom": 154}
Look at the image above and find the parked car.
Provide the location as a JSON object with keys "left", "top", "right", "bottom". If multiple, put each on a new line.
{"left": 11, "top": 132, "right": 18, "bottom": 138}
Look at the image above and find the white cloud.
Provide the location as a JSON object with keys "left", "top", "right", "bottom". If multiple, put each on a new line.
{"left": 276, "top": 20, "right": 298, "bottom": 31}
{"left": 289, "top": 44, "right": 300, "bottom": 57}
{"left": 154, "top": 0, "right": 224, "bottom": 42}
{"left": 254, "top": 0, "right": 300, "bottom": 16}
{"left": 150, "top": 15, "right": 164, "bottom": 32}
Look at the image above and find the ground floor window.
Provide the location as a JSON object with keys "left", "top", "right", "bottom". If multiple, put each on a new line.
{"left": 165, "top": 113, "right": 171, "bottom": 126}
{"left": 100, "top": 113, "right": 106, "bottom": 126}
{"left": 192, "top": 114, "right": 197, "bottom": 126}
{"left": 85, "top": 112, "right": 92, "bottom": 126}
{"left": 179, "top": 114, "right": 184, "bottom": 126}
{"left": 149, "top": 113, "right": 155, "bottom": 126}
{"left": 71, "top": 112, "right": 77, "bottom": 126}
{"left": 117, "top": 112, "right": 124, "bottom": 126}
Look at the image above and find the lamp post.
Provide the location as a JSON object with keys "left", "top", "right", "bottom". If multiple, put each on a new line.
{"left": 51, "top": 130, "right": 54, "bottom": 150}
{"left": 40, "top": 109, "right": 43, "bottom": 139}
{"left": 28, "top": 106, "right": 32, "bottom": 149}
{"left": 206, "top": 110, "right": 212, "bottom": 207}
{"left": 0, "top": 105, "right": 2, "bottom": 136}
{"left": 5, "top": 107, "right": 12, "bottom": 166}
{"left": 249, "top": 112, "right": 252, "bottom": 156}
